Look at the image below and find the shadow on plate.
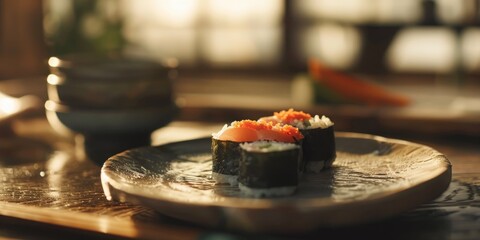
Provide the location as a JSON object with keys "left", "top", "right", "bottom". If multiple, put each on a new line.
{"left": 336, "top": 136, "right": 392, "bottom": 155}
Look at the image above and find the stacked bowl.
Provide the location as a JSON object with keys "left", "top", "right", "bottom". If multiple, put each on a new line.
{"left": 45, "top": 55, "right": 178, "bottom": 163}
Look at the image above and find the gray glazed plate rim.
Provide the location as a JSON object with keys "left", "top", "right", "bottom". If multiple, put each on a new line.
{"left": 100, "top": 132, "right": 452, "bottom": 230}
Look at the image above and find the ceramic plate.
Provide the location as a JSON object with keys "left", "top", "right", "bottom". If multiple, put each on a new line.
{"left": 101, "top": 132, "right": 451, "bottom": 233}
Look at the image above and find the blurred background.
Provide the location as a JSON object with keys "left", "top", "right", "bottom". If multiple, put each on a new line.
{"left": 1, "top": 0, "right": 480, "bottom": 137}
{"left": 2, "top": 0, "right": 480, "bottom": 76}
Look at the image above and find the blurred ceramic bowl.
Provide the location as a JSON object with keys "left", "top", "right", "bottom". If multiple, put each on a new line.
{"left": 47, "top": 55, "right": 177, "bottom": 109}
{"left": 45, "top": 100, "right": 178, "bottom": 136}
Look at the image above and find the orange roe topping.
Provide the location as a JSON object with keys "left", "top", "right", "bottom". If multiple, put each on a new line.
{"left": 231, "top": 120, "right": 272, "bottom": 130}
{"left": 274, "top": 108, "right": 312, "bottom": 124}
{"left": 272, "top": 123, "right": 304, "bottom": 141}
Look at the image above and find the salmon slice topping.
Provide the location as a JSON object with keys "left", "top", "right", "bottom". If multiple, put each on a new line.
{"left": 216, "top": 126, "right": 259, "bottom": 142}
{"left": 214, "top": 120, "right": 303, "bottom": 143}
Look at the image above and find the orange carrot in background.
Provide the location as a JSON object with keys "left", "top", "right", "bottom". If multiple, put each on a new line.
{"left": 308, "top": 58, "right": 410, "bottom": 107}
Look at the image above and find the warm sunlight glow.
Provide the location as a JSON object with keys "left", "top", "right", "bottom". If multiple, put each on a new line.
{"left": 386, "top": 28, "right": 456, "bottom": 73}
{"left": 122, "top": 0, "right": 199, "bottom": 28}
{"left": 48, "top": 57, "right": 61, "bottom": 68}
{"left": 120, "top": 0, "right": 282, "bottom": 65}
{"left": 295, "top": 0, "right": 421, "bottom": 23}
{"left": 0, "top": 92, "right": 22, "bottom": 115}
{"left": 47, "top": 74, "right": 62, "bottom": 85}
{"left": 201, "top": 28, "right": 281, "bottom": 66}
{"left": 301, "top": 23, "right": 361, "bottom": 69}
{"left": 462, "top": 28, "right": 480, "bottom": 72}
{"left": 204, "top": 0, "right": 282, "bottom": 26}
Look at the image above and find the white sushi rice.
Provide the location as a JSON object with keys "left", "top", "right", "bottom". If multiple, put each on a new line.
{"left": 309, "top": 115, "right": 334, "bottom": 129}
{"left": 294, "top": 115, "right": 334, "bottom": 129}
{"left": 212, "top": 172, "right": 238, "bottom": 186}
{"left": 239, "top": 183, "right": 297, "bottom": 198}
{"left": 240, "top": 141, "right": 299, "bottom": 152}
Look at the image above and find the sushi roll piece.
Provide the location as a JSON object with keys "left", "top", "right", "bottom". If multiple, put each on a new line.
{"left": 260, "top": 109, "right": 336, "bottom": 173}
{"left": 211, "top": 120, "right": 303, "bottom": 185}
{"left": 211, "top": 137, "right": 243, "bottom": 185}
{"left": 238, "top": 141, "right": 301, "bottom": 198}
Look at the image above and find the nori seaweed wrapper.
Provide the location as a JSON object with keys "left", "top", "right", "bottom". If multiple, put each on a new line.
{"left": 211, "top": 137, "right": 242, "bottom": 175}
{"left": 238, "top": 147, "right": 301, "bottom": 188}
{"left": 300, "top": 125, "right": 336, "bottom": 169}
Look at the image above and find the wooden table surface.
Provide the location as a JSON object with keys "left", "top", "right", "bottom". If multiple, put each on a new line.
{"left": 1, "top": 76, "right": 479, "bottom": 239}
{"left": 0, "top": 116, "right": 479, "bottom": 240}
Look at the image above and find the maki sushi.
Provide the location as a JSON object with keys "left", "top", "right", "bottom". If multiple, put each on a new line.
{"left": 211, "top": 120, "right": 303, "bottom": 185}
{"left": 239, "top": 141, "right": 301, "bottom": 197}
{"left": 260, "top": 109, "right": 336, "bottom": 173}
